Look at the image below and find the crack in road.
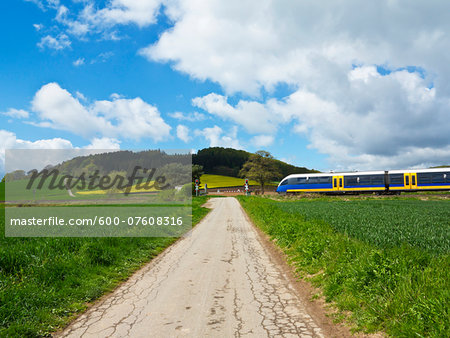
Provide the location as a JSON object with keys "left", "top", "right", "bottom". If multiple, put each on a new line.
{"left": 58, "top": 197, "right": 325, "bottom": 337}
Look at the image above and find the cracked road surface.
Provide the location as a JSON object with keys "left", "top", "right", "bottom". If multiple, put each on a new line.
{"left": 60, "top": 197, "right": 325, "bottom": 337}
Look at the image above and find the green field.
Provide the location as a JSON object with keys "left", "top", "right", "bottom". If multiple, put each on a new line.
{"left": 238, "top": 196, "right": 450, "bottom": 336}
{"left": 0, "top": 197, "right": 210, "bottom": 336}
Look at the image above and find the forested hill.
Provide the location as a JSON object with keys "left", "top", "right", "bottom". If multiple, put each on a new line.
{"left": 193, "top": 147, "right": 318, "bottom": 177}
{"left": 3, "top": 148, "right": 317, "bottom": 181}
{"left": 54, "top": 150, "right": 191, "bottom": 176}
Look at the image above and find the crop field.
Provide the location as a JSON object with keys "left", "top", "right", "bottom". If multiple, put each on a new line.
{"left": 239, "top": 196, "right": 450, "bottom": 337}
{"left": 0, "top": 197, "right": 210, "bottom": 336}
{"left": 199, "top": 174, "right": 258, "bottom": 189}
{"left": 278, "top": 199, "right": 449, "bottom": 254}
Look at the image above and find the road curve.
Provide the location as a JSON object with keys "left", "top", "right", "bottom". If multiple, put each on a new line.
{"left": 60, "top": 197, "right": 324, "bottom": 337}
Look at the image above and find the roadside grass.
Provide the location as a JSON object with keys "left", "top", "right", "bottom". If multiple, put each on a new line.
{"left": 0, "top": 196, "right": 210, "bottom": 336}
{"left": 238, "top": 196, "right": 449, "bottom": 337}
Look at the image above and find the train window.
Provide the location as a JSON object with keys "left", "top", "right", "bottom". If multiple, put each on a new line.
{"left": 432, "top": 173, "right": 445, "bottom": 184}
{"left": 339, "top": 178, "right": 343, "bottom": 187}
{"left": 297, "top": 177, "right": 307, "bottom": 184}
{"left": 389, "top": 174, "right": 403, "bottom": 185}
{"left": 370, "top": 175, "right": 384, "bottom": 185}
{"left": 318, "top": 176, "right": 331, "bottom": 183}
{"left": 345, "top": 176, "right": 358, "bottom": 185}
{"left": 280, "top": 179, "right": 288, "bottom": 186}
{"left": 359, "top": 175, "right": 371, "bottom": 184}
{"left": 405, "top": 175, "right": 409, "bottom": 185}
{"left": 308, "top": 177, "right": 318, "bottom": 184}
{"left": 417, "top": 173, "right": 432, "bottom": 184}
{"left": 412, "top": 175, "right": 416, "bottom": 185}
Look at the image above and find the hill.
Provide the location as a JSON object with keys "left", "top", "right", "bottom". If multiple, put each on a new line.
{"left": 193, "top": 147, "right": 317, "bottom": 177}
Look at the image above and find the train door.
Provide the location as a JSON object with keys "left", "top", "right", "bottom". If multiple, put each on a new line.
{"left": 411, "top": 173, "right": 417, "bottom": 190}
{"left": 333, "top": 176, "right": 344, "bottom": 191}
{"left": 404, "top": 173, "right": 417, "bottom": 190}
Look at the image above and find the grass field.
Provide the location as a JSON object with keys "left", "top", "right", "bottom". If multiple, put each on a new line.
{"left": 238, "top": 196, "right": 450, "bottom": 336}
{"left": 0, "top": 196, "right": 210, "bottom": 336}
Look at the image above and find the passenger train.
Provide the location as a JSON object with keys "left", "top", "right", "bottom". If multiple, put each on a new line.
{"left": 276, "top": 168, "right": 450, "bottom": 194}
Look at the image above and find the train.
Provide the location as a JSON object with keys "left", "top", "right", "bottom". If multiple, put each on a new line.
{"left": 276, "top": 168, "right": 450, "bottom": 194}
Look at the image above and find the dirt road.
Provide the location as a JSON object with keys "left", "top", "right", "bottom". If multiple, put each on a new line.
{"left": 60, "top": 197, "right": 326, "bottom": 337}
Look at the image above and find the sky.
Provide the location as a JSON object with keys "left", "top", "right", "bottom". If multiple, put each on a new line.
{"left": 1, "top": 0, "right": 450, "bottom": 176}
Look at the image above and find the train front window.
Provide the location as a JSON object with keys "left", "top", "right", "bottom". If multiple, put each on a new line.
{"left": 280, "top": 179, "right": 288, "bottom": 186}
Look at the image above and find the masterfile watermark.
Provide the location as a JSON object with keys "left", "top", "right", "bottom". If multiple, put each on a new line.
{"left": 25, "top": 166, "right": 170, "bottom": 196}
{"left": 4, "top": 148, "right": 193, "bottom": 237}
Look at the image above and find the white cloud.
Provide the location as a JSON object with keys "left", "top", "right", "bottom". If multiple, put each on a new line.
{"left": 0, "top": 129, "right": 74, "bottom": 173}
{"left": 169, "top": 111, "right": 206, "bottom": 122}
{"left": 0, "top": 131, "right": 122, "bottom": 174}
{"left": 192, "top": 93, "right": 276, "bottom": 134}
{"left": 193, "top": 68, "right": 450, "bottom": 169}
{"left": 194, "top": 125, "right": 242, "bottom": 149}
{"left": 33, "top": 23, "right": 43, "bottom": 31}
{"left": 84, "top": 137, "right": 121, "bottom": 149}
{"left": 140, "top": 0, "right": 449, "bottom": 169}
{"left": 80, "top": 0, "right": 162, "bottom": 28}
{"left": 176, "top": 125, "right": 190, "bottom": 143}
{"left": 251, "top": 135, "right": 274, "bottom": 148}
{"left": 2, "top": 108, "right": 29, "bottom": 119}
{"left": 37, "top": 33, "right": 71, "bottom": 50}
{"left": 73, "top": 58, "right": 85, "bottom": 66}
{"left": 31, "top": 82, "right": 171, "bottom": 142}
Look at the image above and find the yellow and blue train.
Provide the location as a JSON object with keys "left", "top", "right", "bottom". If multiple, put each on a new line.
{"left": 276, "top": 168, "right": 450, "bottom": 194}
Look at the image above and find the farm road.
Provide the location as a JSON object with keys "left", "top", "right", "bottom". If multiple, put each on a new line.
{"left": 60, "top": 197, "right": 325, "bottom": 337}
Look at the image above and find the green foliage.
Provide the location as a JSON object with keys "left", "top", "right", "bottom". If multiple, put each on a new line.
{"left": 278, "top": 200, "right": 450, "bottom": 254}
{"left": 55, "top": 150, "right": 191, "bottom": 177}
{"left": 193, "top": 147, "right": 315, "bottom": 177}
{"left": 192, "top": 164, "right": 204, "bottom": 183}
{"left": 239, "top": 151, "right": 282, "bottom": 194}
{"left": 176, "top": 183, "right": 193, "bottom": 200}
{"left": 157, "top": 163, "right": 191, "bottom": 188}
{"left": 238, "top": 197, "right": 449, "bottom": 336}
{"left": 0, "top": 181, "right": 4, "bottom": 202}
{"left": 4, "top": 170, "right": 28, "bottom": 182}
{"left": 0, "top": 199, "right": 211, "bottom": 336}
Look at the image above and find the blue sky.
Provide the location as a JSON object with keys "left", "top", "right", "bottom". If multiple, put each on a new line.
{"left": 1, "top": 0, "right": 450, "bottom": 176}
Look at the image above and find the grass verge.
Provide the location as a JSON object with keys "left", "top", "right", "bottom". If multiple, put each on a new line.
{"left": 238, "top": 196, "right": 449, "bottom": 337}
{"left": 0, "top": 196, "right": 210, "bottom": 336}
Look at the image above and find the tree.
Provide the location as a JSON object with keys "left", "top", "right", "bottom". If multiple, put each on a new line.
{"left": 192, "top": 164, "right": 204, "bottom": 183}
{"left": 239, "top": 150, "right": 282, "bottom": 195}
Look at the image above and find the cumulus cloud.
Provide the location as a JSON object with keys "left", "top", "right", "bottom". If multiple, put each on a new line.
{"left": 176, "top": 125, "right": 190, "bottom": 143}
{"left": 251, "top": 135, "right": 274, "bottom": 148}
{"left": 0, "top": 130, "right": 122, "bottom": 174}
{"left": 194, "top": 69, "right": 449, "bottom": 169}
{"left": 2, "top": 108, "right": 29, "bottom": 119}
{"left": 37, "top": 33, "right": 71, "bottom": 50}
{"left": 0, "top": 129, "right": 74, "bottom": 173}
{"left": 84, "top": 137, "right": 121, "bottom": 150}
{"left": 192, "top": 93, "right": 279, "bottom": 134}
{"left": 195, "top": 125, "right": 242, "bottom": 149}
{"left": 142, "top": 0, "right": 450, "bottom": 169}
{"left": 169, "top": 111, "right": 206, "bottom": 122}
{"left": 31, "top": 82, "right": 171, "bottom": 142}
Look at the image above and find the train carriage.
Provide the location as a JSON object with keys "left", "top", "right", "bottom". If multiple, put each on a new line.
{"left": 276, "top": 168, "right": 450, "bottom": 194}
